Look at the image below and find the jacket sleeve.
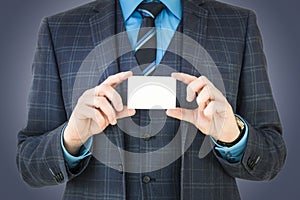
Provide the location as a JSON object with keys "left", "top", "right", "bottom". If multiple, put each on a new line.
{"left": 214, "top": 10, "right": 287, "bottom": 181}
{"left": 16, "top": 17, "right": 91, "bottom": 187}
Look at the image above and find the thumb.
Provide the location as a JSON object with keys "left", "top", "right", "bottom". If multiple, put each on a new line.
{"left": 116, "top": 107, "right": 136, "bottom": 119}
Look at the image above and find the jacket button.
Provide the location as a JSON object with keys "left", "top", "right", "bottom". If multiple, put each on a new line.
{"left": 142, "top": 175, "right": 151, "bottom": 184}
{"left": 143, "top": 133, "right": 151, "bottom": 141}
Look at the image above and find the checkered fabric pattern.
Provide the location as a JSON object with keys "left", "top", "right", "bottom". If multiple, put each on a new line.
{"left": 16, "top": 0, "right": 286, "bottom": 200}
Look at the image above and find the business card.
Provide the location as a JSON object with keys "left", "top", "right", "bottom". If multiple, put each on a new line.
{"left": 127, "top": 76, "right": 176, "bottom": 109}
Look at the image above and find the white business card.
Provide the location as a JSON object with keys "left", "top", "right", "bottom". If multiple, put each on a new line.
{"left": 127, "top": 76, "right": 176, "bottom": 109}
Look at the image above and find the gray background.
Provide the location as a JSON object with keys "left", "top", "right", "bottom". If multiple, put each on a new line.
{"left": 0, "top": 0, "right": 299, "bottom": 199}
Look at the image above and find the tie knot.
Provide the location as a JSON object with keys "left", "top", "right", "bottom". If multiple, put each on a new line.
{"left": 138, "top": 2, "right": 165, "bottom": 19}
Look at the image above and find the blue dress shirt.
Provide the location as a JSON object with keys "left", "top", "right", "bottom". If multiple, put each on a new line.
{"left": 61, "top": 0, "right": 249, "bottom": 168}
{"left": 119, "top": 0, "right": 182, "bottom": 64}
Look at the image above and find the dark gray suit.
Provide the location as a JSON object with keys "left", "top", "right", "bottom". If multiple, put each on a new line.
{"left": 16, "top": 0, "right": 286, "bottom": 199}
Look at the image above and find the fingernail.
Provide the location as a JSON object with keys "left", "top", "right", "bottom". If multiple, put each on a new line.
{"left": 166, "top": 109, "right": 174, "bottom": 116}
{"left": 126, "top": 71, "right": 132, "bottom": 76}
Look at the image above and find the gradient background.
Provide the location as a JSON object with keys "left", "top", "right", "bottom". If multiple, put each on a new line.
{"left": 0, "top": 0, "right": 299, "bottom": 199}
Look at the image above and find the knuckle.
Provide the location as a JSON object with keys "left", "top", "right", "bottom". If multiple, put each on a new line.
{"left": 98, "top": 84, "right": 107, "bottom": 92}
{"left": 199, "top": 76, "right": 210, "bottom": 86}
{"left": 106, "top": 75, "right": 114, "bottom": 82}
{"left": 206, "top": 85, "right": 213, "bottom": 95}
{"left": 203, "top": 76, "right": 208, "bottom": 81}
{"left": 199, "top": 76, "right": 207, "bottom": 82}
{"left": 93, "top": 85, "right": 102, "bottom": 96}
{"left": 93, "top": 98, "right": 101, "bottom": 108}
{"left": 82, "top": 89, "right": 91, "bottom": 98}
{"left": 94, "top": 110, "right": 103, "bottom": 122}
{"left": 78, "top": 95, "right": 85, "bottom": 104}
{"left": 98, "top": 96, "right": 106, "bottom": 104}
{"left": 103, "top": 84, "right": 112, "bottom": 93}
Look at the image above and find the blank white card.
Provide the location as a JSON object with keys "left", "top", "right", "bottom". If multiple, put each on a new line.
{"left": 127, "top": 76, "right": 176, "bottom": 109}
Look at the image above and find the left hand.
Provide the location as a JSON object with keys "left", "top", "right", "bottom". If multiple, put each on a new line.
{"left": 166, "top": 73, "right": 240, "bottom": 143}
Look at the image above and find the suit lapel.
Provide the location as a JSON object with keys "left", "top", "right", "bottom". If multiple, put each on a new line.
{"left": 159, "top": 0, "right": 208, "bottom": 73}
{"left": 90, "top": 0, "right": 139, "bottom": 72}
{"left": 90, "top": 1, "right": 117, "bottom": 47}
{"left": 182, "top": 0, "right": 208, "bottom": 45}
{"left": 182, "top": 0, "right": 208, "bottom": 76}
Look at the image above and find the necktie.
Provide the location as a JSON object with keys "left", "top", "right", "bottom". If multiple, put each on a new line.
{"left": 135, "top": 2, "right": 165, "bottom": 76}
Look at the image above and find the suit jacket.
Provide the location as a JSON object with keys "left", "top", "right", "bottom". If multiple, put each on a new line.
{"left": 16, "top": 0, "right": 287, "bottom": 199}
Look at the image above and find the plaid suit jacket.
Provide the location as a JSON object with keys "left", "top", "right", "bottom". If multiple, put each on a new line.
{"left": 17, "top": 0, "right": 286, "bottom": 199}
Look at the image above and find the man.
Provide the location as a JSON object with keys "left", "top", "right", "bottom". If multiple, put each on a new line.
{"left": 17, "top": 0, "right": 287, "bottom": 199}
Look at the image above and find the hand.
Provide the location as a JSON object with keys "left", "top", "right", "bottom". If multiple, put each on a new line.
{"left": 166, "top": 73, "right": 240, "bottom": 143}
{"left": 63, "top": 71, "right": 136, "bottom": 155}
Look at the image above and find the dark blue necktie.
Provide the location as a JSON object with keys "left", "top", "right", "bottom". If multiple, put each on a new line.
{"left": 134, "top": 2, "right": 165, "bottom": 76}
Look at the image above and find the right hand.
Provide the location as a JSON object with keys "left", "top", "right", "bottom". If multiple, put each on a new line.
{"left": 63, "top": 71, "right": 135, "bottom": 155}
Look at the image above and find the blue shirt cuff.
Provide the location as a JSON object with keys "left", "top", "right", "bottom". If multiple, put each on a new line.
{"left": 211, "top": 115, "right": 248, "bottom": 163}
{"left": 60, "top": 125, "right": 93, "bottom": 169}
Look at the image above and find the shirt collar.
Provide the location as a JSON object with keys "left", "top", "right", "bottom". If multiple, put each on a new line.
{"left": 160, "top": 0, "right": 182, "bottom": 20}
{"left": 119, "top": 0, "right": 182, "bottom": 21}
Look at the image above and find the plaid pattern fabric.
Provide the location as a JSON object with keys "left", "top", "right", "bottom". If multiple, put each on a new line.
{"left": 16, "top": 0, "right": 286, "bottom": 200}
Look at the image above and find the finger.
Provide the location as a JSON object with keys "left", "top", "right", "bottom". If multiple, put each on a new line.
{"left": 171, "top": 73, "right": 199, "bottom": 102}
{"left": 203, "top": 101, "right": 228, "bottom": 139}
{"left": 171, "top": 72, "right": 197, "bottom": 85}
{"left": 77, "top": 88, "right": 95, "bottom": 103}
{"left": 203, "top": 101, "right": 226, "bottom": 120}
{"left": 196, "top": 85, "right": 213, "bottom": 111}
{"left": 84, "top": 96, "right": 117, "bottom": 125}
{"left": 116, "top": 106, "right": 136, "bottom": 119}
{"left": 166, "top": 108, "right": 195, "bottom": 125}
{"left": 167, "top": 108, "right": 213, "bottom": 135}
{"left": 102, "top": 71, "right": 132, "bottom": 87}
{"left": 186, "top": 76, "right": 211, "bottom": 102}
{"left": 95, "top": 85, "right": 123, "bottom": 111}
{"left": 191, "top": 76, "right": 226, "bottom": 102}
{"left": 90, "top": 96, "right": 117, "bottom": 125}
{"left": 76, "top": 105, "right": 106, "bottom": 129}
{"left": 171, "top": 73, "right": 212, "bottom": 102}
{"left": 81, "top": 71, "right": 132, "bottom": 100}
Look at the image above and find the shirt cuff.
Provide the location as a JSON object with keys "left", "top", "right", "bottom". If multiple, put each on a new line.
{"left": 211, "top": 115, "right": 248, "bottom": 163}
{"left": 60, "top": 125, "right": 93, "bottom": 169}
